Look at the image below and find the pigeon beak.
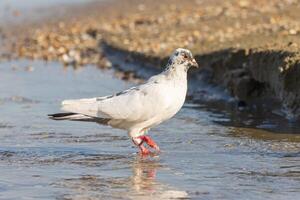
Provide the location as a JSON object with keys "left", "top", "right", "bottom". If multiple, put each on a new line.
{"left": 190, "top": 58, "right": 199, "bottom": 68}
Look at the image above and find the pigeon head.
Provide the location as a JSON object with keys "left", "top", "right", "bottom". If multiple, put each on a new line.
{"left": 166, "top": 48, "right": 198, "bottom": 71}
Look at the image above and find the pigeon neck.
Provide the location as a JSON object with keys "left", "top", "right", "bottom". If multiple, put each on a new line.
{"left": 164, "top": 64, "right": 187, "bottom": 79}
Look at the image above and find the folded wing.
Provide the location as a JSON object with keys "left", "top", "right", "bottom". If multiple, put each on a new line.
{"left": 61, "top": 82, "right": 166, "bottom": 122}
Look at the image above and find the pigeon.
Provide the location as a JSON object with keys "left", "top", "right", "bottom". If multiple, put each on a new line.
{"left": 49, "top": 48, "right": 198, "bottom": 155}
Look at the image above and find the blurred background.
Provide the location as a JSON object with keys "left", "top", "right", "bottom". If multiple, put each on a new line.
{"left": 0, "top": 0, "right": 300, "bottom": 199}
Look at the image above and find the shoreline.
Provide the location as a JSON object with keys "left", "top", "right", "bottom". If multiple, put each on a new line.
{"left": 1, "top": 0, "right": 300, "bottom": 121}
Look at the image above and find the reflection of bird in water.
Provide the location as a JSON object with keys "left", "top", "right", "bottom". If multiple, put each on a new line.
{"left": 129, "top": 158, "right": 191, "bottom": 199}
{"left": 130, "top": 158, "right": 161, "bottom": 193}
{"left": 129, "top": 157, "right": 189, "bottom": 200}
{"left": 49, "top": 48, "right": 198, "bottom": 155}
{"left": 57, "top": 157, "right": 189, "bottom": 199}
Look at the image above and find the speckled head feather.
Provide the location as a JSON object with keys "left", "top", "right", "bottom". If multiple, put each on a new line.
{"left": 166, "top": 48, "right": 198, "bottom": 71}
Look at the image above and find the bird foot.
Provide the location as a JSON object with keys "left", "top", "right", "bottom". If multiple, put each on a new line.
{"left": 132, "top": 135, "right": 160, "bottom": 156}
{"left": 139, "top": 144, "right": 150, "bottom": 155}
{"left": 137, "top": 135, "right": 160, "bottom": 152}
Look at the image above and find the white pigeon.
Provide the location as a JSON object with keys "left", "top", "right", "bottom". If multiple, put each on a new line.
{"left": 49, "top": 48, "right": 198, "bottom": 155}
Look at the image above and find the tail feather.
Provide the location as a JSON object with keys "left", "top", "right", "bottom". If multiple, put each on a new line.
{"left": 61, "top": 98, "right": 103, "bottom": 118}
{"left": 48, "top": 112, "right": 110, "bottom": 125}
{"left": 48, "top": 112, "right": 76, "bottom": 119}
{"left": 48, "top": 112, "right": 87, "bottom": 120}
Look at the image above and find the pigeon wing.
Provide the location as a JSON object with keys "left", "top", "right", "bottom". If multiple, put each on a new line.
{"left": 61, "top": 81, "right": 167, "bottom": 121}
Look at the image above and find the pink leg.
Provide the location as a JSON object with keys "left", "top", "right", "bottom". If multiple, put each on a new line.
{"left": 132, "top": 137, "right": 150, "bottom": 155}
{"left": 137, "top": 135, "right": 160, "bottom": 152}
{"left": 139, "top": 144, "right": 150, "bottom": 155}
{"left": 132, "top": 135, "right": 160, "bottom": 155}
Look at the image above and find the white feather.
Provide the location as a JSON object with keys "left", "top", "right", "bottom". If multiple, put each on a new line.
{"left": 59, "top": 48, "right": 196, "bottom": 138}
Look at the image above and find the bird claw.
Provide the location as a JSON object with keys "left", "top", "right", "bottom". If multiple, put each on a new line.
{"left": 139, "top": 148, "right": 160, "bottom": 158}
{"left": 138, "top": 135, "right": 160, "bottom": 152}
{"left": 133, "top": 135, "right": 160, "bottom": 156}
{"left": 139, "top": 144, "right": 150, "bottom": 155}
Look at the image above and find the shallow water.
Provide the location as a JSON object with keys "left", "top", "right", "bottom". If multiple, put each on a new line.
{"left": 0, "top": 60, "right": 300, "bottom": 199}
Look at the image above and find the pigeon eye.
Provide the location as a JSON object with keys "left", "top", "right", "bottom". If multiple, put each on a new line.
{"left": 183, "top": 54, "right": 188, "bottom": 59}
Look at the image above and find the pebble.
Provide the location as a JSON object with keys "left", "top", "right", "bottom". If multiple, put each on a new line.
{"left": 25, "top": 66, "right": 34, "bottom": 72}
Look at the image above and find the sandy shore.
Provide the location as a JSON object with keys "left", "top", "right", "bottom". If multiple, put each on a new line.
{"left": 1, "top": 0, "right": 300, "bottom": 119}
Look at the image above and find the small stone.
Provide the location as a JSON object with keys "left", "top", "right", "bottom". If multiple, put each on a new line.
{"left": 279, "top": 66, "right": 284, "bottom": 73}
{"left": 239, "top": 0, "right": 249, "bottom": 8}
{"left": 104, "top": 60, "right": 112, "bottom": 68}
{"left": 137, "top": 4, "right": 145, "bottom": 11}
{"left": 289, "top": 29, "right": 297, "bottom": 35}
{"left": 25, "top": 66, "right": 34, "bottom": 72}
{"left": 288, "top": 42, "right": 298, "bottom": 48}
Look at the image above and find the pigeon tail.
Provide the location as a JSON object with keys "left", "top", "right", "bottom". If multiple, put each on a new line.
{"left": 48, "top": 112, "right": 90, "bottom": 120}
{"left": 61, "top": 98, "right": 101, "bottom": 117}
{"left": 48, "top": 112, "right": 110, "bottom": 124}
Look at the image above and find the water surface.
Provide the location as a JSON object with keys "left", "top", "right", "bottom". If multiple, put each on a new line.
{"left": 0, "top": 60, "right": 300, "bottom": 199}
